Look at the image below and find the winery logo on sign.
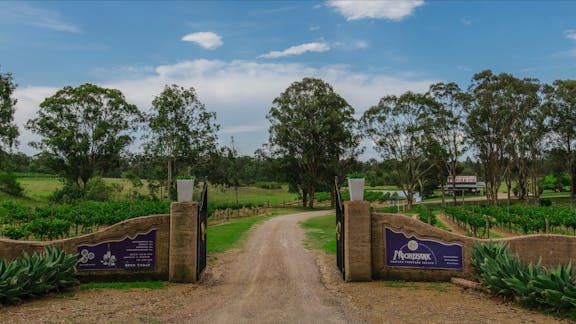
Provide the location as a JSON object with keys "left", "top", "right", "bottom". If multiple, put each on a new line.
{"left": 392, "top": 239, "right": 436, "bottom": 265}
{"left": 385, "top": 228, "right": 463, "bottom": 270}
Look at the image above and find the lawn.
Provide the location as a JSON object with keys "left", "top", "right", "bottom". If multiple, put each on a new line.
{"left": 207, "top": 215, "right": 268, "bottom": 253}
{"left": 301, "top": 213, "right": 336, "bottom": 254}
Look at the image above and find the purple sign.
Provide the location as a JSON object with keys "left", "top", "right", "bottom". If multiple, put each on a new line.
{"left": 385, "top": 228, "right": 463, "bottom": 270}
{"left": 77, "top": 230, "right": 156, "bottom": 271}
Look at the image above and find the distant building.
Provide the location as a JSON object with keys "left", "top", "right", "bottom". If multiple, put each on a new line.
{"left": 445, "top": 175, "right": 485, "bottom": 196}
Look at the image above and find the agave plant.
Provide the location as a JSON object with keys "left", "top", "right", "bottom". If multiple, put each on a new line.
{"left": 0, "top": 246, "right": 78, "bottom": 305}
{"left": 529, "top": 263, "right": 576, "bottom": 311}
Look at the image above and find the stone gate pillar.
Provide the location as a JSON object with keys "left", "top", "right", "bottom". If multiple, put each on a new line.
{"left": 344, "top": 201, "right": 372, "bottom": 282}
{"left": 169, "top": 202, "right": 198, "bottom": 283}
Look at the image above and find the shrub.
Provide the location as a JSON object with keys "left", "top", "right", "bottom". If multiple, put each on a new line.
{"left": 51, "top": 183, "right": 84, "bottom": 204}
{"left": 0, "top": 172, "right": 23, "bottom": 196}
{"left": 0, "top": 246, "right": 79, "bottom": 304}
{"left": 84, "top": 176, "right": 113, "bottom": 202}
{"left": 470, "top": 241, "right": 576, "bottom": 315}
{"left": 416, "top": 205, "right": 437, "bottom": 225}
{"left": 1, "top": 225, "right": 29, "bottom": 240}
{"left": 540, "top": 199, "right": 552, "bottom": 207}
{"left": 314, "top": 192, "right": 331, "bottom": 202}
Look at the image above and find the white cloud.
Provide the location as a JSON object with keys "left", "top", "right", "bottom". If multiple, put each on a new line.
{"left": 565, "top": 29, "right": 576, "bottom": 40}
{"left": 327, "top": 0, "right": 424, "bottom": 21}
{"left": 0, "top": 2, "right": 81, "bottom": 32}
{"left": 221, "top": 125, "right": 268, "bottom": 134}
{"left": 260, "top": 42, "right": 330, "bottom": 58}
{"left": 181, "top": 32, "right": 223, "bottom": 50}
{"left": 14, "top": 59, "right": 435, "bottom": 155}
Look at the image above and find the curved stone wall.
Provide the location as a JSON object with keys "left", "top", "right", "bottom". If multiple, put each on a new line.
{"left": 0, "top": 214, "right": 170, "bottom": 281}
{"left": 372, "top": 213, "right": 576, "bottom": 281}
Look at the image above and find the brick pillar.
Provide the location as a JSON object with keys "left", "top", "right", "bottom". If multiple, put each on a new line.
{"left": 169, "top": 202, "right": 198, "bottom": 283}
{"left": 344, "top": 201, "right": 372, "bottom": 282}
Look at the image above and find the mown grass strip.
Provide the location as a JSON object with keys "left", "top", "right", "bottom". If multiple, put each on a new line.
{"left": 208, "top": 215, "right": 268, "bottom": 253}
{"left": 80, "top": 281, "right": 165, "bottom": 290}
{"left": 301, "top": 213, "right": 336, "bottom": 254}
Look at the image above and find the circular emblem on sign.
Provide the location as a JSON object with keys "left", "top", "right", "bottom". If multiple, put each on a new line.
{"left": 407, "top": 240, "right": 419, "bottom": 251}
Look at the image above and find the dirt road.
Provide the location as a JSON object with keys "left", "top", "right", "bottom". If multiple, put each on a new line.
{"left": 0, "top": 211, "right": 565, "bottom": 323}
{"left": 166, "top": 210, "right": 358, "bottom": 323}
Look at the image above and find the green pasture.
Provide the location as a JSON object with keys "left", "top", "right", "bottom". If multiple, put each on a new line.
{"left": 204, "top": 184, "right": 298, "bottom": 207}
{"left": 10, "top": 176, "right": 299, "bottom": 208}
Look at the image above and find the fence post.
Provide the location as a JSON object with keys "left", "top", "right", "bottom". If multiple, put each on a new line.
{"left": 344, "top": 200, "right": 372, "bottom": 282}
{"left": 169, "top": 202, "right": 199, "bottom": 283}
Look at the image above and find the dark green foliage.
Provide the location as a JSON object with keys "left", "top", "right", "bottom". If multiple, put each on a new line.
{"left": 1, "top": 225, "right": 29, "bottom": 240}
{"left": 144, "top": 84, "right": 219, "bottom": 201}
{"left": 26, "top": 218, "right": 71, "bottom": 240}
{"left": 0, "top": 246, "right": 78, "bottom": 304}
{"left": 0, "top": 200, "right": 171, "bottom": 240}
{"left": 471, "top": 241, "right": 576, "bottom": 315}
{"left": 0, "top": 172, "right": 23, "bottom": 196}
{"left": 445, "top": 206, "right": 492, "bottom": 237}
{"left": 51, "top": 183, "right": 84, "bottom": 204}
{"left": 415, "top": 205, "right": 437, "bottom": 225}
{"left": 0, "top": 67, "right": 19, "bottom": 152}
{"left": 267, "top": 77, "right": 361, "bottom": 208}
{"left": 26, "top": 83, "right": 141, "bottom": 189}
{"left": 254, "top": 182, "right": 282, "bottom": 190}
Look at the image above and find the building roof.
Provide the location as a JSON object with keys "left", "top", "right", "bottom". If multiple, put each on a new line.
{"left": 447, "top": 175, "right": 478, "bottom": 184}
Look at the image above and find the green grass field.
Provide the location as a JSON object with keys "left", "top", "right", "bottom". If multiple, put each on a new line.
{"left": 8, "top": 177, "right": 299, "bottom": 208}
{"left": 301, "top": 213, "right": 336, "bottom": 254}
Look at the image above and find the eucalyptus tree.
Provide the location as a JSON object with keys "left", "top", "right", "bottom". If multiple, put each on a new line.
{"left": 27, "top": 84, "right": 141, "bottom": 189}
{"left": 544, "top": 79, "right": 576, "bottom": 204}
{"left": 144, "top": 84, "right": 219, "bottom": 200}
{"left": 465, "top": 71, "right": 516, "bottom": 205}
{"left": 428, "top": 82, "right": 468, "bottom": 206}
{"left": 267, "top": 77, "right": 361, "bottom": 208}
{"left": 505, "top": 76, "right": 544, "bottom": 203}
{"left": 362, "top": 91, "right": 440, "bottom": 210}
{"left": 0, "top": 67, "right": 19, "bottom": 155}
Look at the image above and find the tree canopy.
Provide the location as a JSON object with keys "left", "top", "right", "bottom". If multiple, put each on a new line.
{"left": 0, "top": 67, "right": 19, "bottom": 153}
{"left": 143, "top": 84, "right": 219, "bottom": 200}
{"left": 544, "top": 79, "right": 576, "bottom": 204}
{"left": 26, "top": 83, "right": 141, "bottom": 189}
{"left": 267, "top": 77, "right": 361, "bottom": 207}
{"left": 362, "top": 91, "right": 440, "bottom": 209}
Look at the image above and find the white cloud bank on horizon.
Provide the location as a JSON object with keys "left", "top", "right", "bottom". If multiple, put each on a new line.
{"left": 260, "top": 42, "right": 330, "bottom": 58}
{"left": 326, "top": 0, "right": 424, "bottom": 21}
{"left": 0, "top": 2, "right": 81, "bottom": 33}
{"left": 565, "top": 29, "right": 576, "bottom": 40}
{"left": 13, "top": 59, "right": 435, "bottom": 156}
{"left": 181, "top": 32, "right": 223, "bottom": 50}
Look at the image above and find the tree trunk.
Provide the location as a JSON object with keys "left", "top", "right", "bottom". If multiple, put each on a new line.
{"left": 406, "top": 191, "right": 413, "bottom": 210}
{"left": 568, "top": 144, "right": 575, "bottom": 206}
{"left": 505, "top": 174, "right": 511, "bottom": 206}
{"left": 308, "top": 185, "right": 315, "bottom": 208}
{"left": 302, "top": 189, "right": 308, "bottom": 207}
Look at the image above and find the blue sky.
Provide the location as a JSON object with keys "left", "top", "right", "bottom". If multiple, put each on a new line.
{"left": 1, "top": 1, "right": 575, "bottom": 158}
